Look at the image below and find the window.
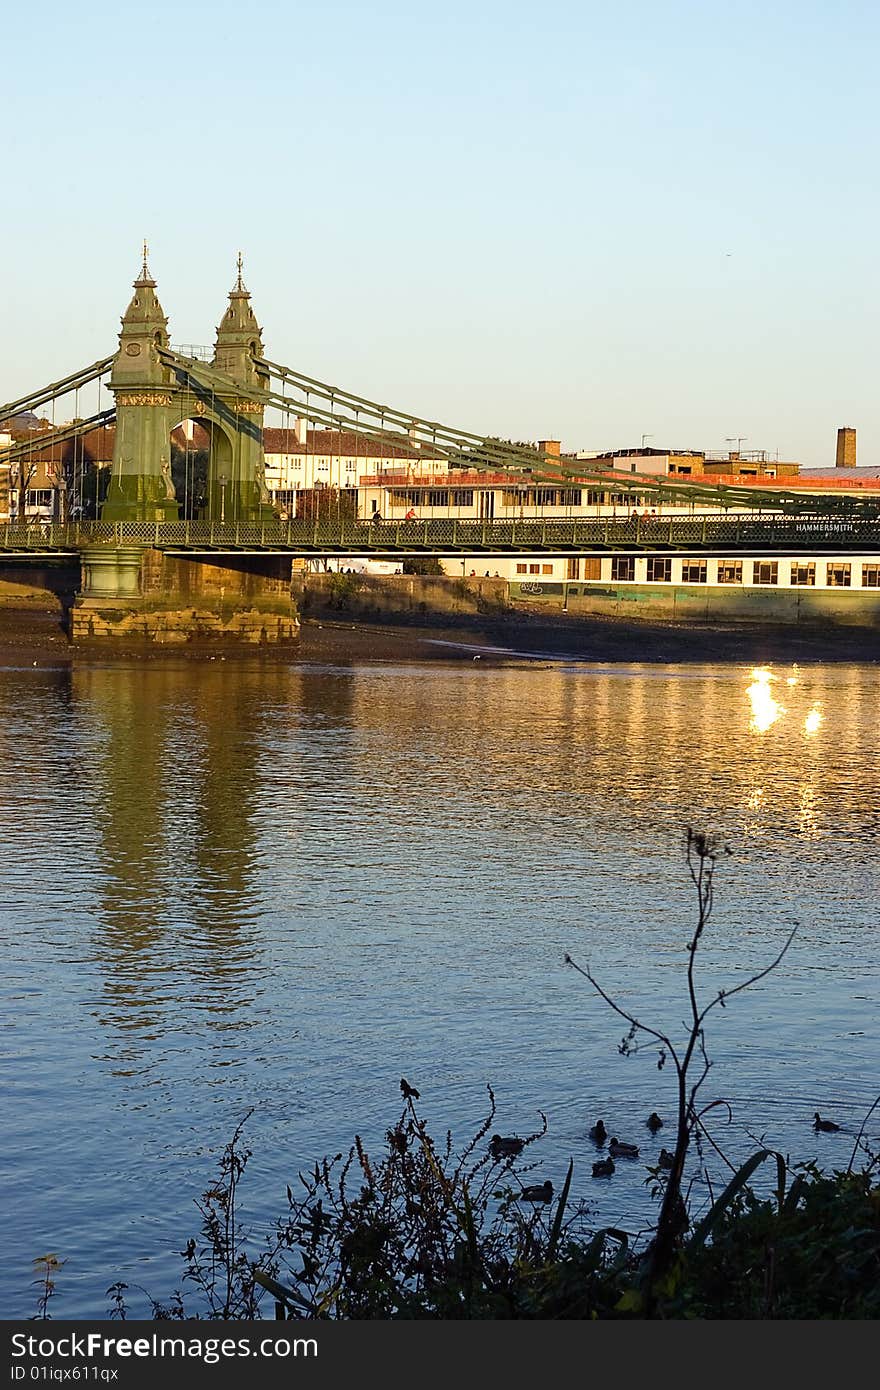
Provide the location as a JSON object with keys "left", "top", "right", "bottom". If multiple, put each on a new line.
{"left": 529, "top": 563, "right": 541, "bottom": 575}
{"left": 790, "top": 563, "right": 815, "bottom": 586}
{"left": 681, "top": 560, "right": 707, "bottom": 584}
{"left": 541, "top": 564, "right": 553, "bottom": 575}
{"left": 862, "top": 564, "right": 880, "bottom": 588}
{"left": 717, "top": 561, "right": 742, "bottom": 584}
{"left": 826, "top": 562, "right": 851, "bottom": 587}
{"left": 516, "top": 563, "right": 527, "bottom": 575}
{"left": 647, "top": 556, "right": 672, "bottom": 582}
{"left": 611, "top": 556, "right": 635, "bottom": 581}
{"left": 753, "top": 561, "right": 779, "bottom": 585}
{"left": 427, "top": 490, "right": 450, "bottom": 507}
{"left": 451, "top": 490, "right": 473, "bottom": 506}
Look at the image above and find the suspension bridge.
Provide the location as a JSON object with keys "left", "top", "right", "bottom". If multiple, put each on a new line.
{"left": 3, "top": 249, "right": 878, "bottom": 566}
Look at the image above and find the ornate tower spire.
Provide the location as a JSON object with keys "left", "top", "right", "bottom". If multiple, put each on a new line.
{"left": 212, "top": 253, "right": 265, "bottom": 386}
{"left": 112, "top": 242, "right": 170, "bottom": 386}
{"left": 103, "top": 248, "right": 179, "bottom": 523}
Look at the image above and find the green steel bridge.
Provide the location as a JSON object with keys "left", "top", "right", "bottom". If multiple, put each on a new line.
{"left": 4, "top": 254, "right": 879, "bottom": 565}
{"left": 0, "top": 513, "right": 877, "bottom": 559}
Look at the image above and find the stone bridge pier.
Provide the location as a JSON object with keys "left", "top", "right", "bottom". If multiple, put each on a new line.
{"left": 72, "top": 546, "right": 299, "bottom": 646}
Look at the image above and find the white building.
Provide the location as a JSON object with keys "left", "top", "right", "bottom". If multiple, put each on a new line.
{"left": 262, "top": 423, "right": 446, "bottom": 513}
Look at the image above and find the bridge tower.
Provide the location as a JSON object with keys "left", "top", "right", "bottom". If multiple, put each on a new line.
{"left": 101, "top": 250, "right": 274, "bottom": 524}
{"left": 102, "top": 247, "right": 179, "bottom": 522}
{"left": 206, "top": 255, "right": 274, "bottom": 524}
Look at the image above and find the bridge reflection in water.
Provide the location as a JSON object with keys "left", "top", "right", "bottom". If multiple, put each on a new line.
{"left": 2, "top": 657, "right": 879, "bottom": 1316}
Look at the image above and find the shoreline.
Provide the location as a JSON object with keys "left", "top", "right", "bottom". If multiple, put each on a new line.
{"left": 1, "top": 603, "right": 878, "bottom": 667}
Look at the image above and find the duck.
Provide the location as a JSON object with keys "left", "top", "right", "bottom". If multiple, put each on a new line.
{"left": 592, "top": 1157, "right": 615, "bottom": 1178}
{"left": 646, "top": 1112, "right": 664, "bottom": 1133}
{"left": 813, "top": 1112, "right": 840, "bottom": 1132}
{"left": 521, "top": 1180, "right": 553, "bottom": 1203}
{"left": 588, "top": 1119, "right": 608, "bottom": 1144}
{"left": 657, "top": 1148, "right": 675, "bottom": 1170}
{"left": 608, "top": 1137, "right": 639, "bottom": 1159}
{"left": 490, "top": 1134, "right": 525, "bottom": 1160}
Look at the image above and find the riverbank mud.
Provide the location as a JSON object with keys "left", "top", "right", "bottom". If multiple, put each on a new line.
{"left": 2, "top": 603, "right": 876, "bottom": 668}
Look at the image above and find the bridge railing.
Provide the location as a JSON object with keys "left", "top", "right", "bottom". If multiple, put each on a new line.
{"left": 0, "top": 514, "right": 877, "bottom": 553}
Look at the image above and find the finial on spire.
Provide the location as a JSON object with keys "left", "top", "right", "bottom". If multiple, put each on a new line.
{"left": 135, "top": 239, "right": 156, "bottom": 287}
{"left": 232, "top": 251, "right": 249, "bottom": 295}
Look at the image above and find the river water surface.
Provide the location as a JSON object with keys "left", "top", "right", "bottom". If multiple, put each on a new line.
{"left": 2, "top": 652, "right": 878, "bottom": 1316}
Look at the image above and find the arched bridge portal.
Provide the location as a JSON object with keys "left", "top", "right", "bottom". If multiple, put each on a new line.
{"left": 101, "top": 250, "right": 274, "bottom": 526}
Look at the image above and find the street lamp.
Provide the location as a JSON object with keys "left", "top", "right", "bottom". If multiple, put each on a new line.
{"left": 218, "top": 473, "right": 227, "bottom": 524}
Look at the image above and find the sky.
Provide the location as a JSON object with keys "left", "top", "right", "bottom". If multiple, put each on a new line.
{"left": 4, "top": 0, "right": 879, "bottom": 467}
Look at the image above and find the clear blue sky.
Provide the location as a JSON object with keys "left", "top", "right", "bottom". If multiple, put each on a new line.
{"left": 4, "top": 0, "right": 879, "bottom": 466}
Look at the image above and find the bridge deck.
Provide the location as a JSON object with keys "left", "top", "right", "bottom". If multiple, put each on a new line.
{"left": 0, "top": 515, "right": 877, "bottom": 558}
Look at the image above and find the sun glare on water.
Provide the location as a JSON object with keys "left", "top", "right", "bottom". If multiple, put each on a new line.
{"left": 746, "top": 667, "right": 785, "bottom": 732}
{"left": 804, "top": 706, "right": 823, "bottom": 736}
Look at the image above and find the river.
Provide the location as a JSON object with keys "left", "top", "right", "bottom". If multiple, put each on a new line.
{"left": 2, "top": 650, "right": 878, "bottom": 1317}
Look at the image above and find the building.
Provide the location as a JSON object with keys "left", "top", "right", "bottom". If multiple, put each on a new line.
{"left": 0, "top": 420, "right": 115, "bottom": 520}
{"left": 262, "top": 425, "right": 446, "bottom": 514}
{"left": 578, "top": 444, "right": 801, "bottom": 481}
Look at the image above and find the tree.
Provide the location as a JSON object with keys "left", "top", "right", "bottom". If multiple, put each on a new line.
{"left": 402, "top": 556, "right": 444, "bottom": 575}
{"left": 170, "top": 445, "right": 209, "bottom": 519}
{"left": 295, "top": 487, "right": 357, "bottom": 524}
{"left": 565, "top": 828, "right": 797, "bottom": 1310}
{"left": 9, "top": 457, "right": 39, "bottom": 521}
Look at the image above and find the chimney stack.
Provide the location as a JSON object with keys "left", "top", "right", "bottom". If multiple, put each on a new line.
{"left": 538, "top": 439, "right": 561, "bottom": 458}
{"left": 835, "top": 426, "right": 856, "bottom": 469}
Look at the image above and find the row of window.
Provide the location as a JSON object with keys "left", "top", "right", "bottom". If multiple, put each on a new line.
{"left": 388, "top": 488, "right": 644, "bottom": 509}
{"left": 389, "top": 490, "right": 476, "bottom": 508}
{"left": 500, "top": 488, "right": 584, "bottom": 507}
{"left": 269, "top": 461, "right": 358, "bottom": 473}
{"left": 609, "top": 558, "right": 880, "bottom": 588}
{"left": 515, "top": 563, "right": 555, "bottom": 575}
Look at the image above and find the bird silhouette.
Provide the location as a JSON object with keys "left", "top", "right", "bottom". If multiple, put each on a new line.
{"left": 813, "top": 1112, "right": 840, "bottom": 1132}
{"left": 592, "top": 1156, "right": 615, "bottom": 1178}
{"left": 521, "top": 1180, "right": 553, "bottom": 1202}
{"left": 588, "top": 1119, "right": 608, "bottom": 1144}
{"left": 657, "top": 1148, "right": 675, "bottom": 1170}
{"left": 646, "top": 1112, "right": 664, "bottom": 1133}
{"left": 609, "top": 1137, "right": 639, "bottom": 1159}
{"left": 400, "top": 1078, "right": 420, "bottom": 1100}
{"left": 490, "top": 1134, "right": 525, "bottom": 1160}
